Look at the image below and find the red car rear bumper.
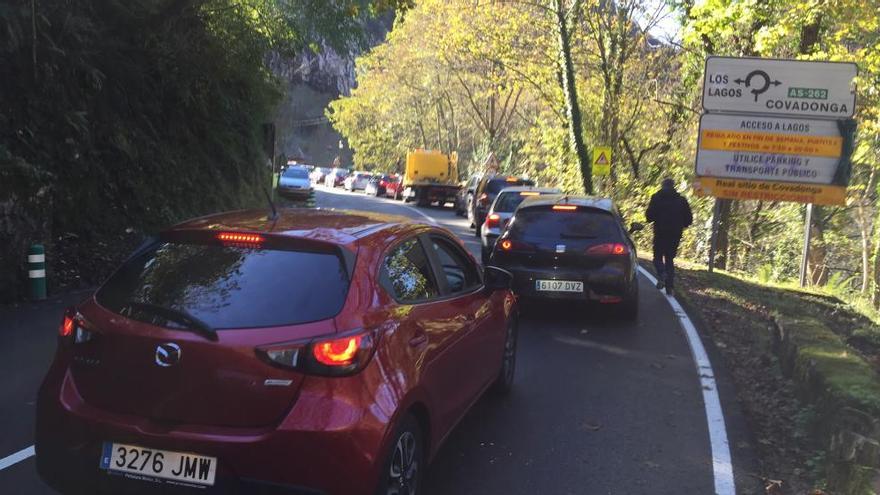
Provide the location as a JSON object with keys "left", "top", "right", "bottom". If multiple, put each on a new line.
{"left": 36, "top": 359, "right": 391, "bottom": 495}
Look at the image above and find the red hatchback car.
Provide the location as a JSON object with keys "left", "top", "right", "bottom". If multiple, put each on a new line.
{"left": 36, "top": 209, "right": 518, "bottom": 495}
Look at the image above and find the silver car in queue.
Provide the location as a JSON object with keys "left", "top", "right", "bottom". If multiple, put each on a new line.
{"left": 480, "top": 186, "right": 561, "bottom": 264}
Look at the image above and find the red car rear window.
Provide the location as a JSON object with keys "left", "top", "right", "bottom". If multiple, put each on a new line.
{"left": 96, "top": 242, "right": 350, "bottom": 329}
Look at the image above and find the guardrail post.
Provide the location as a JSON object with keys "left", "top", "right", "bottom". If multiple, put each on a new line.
{"left": 28, "top": 244, "right": 47, "bottom": 300}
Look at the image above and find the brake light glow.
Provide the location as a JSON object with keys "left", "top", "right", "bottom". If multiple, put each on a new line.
{"left": 552, "top": 205, "right": 578, "bottom": 211}
{"left": 60, "top": 312, "right": 75, "bottom": 338}
{"left": 258, "top": 329, "right": 377, "bottom": 376}
{"left": 506, "top": 177, "right": 519, "bottom": 182}
{"left": 498, "top": 239, "right": 534, "bottom": 253}
{"left": 313, "top": 335, "right": 362, "bottom": 366}
{"left": 486, "top": 213, "right": 501, "bottom": 229}
{"left": 586, "top": 243, "right": 629, "bottom": 256}
{"left": 519, "top": 191, "right": 540, "bottom": 196}
{"left": 217, "top": 232, "right": 264, "bottom": 243}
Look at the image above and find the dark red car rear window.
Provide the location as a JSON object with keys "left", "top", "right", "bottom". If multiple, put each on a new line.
{"left": 96, "top": 242, "right": 350, "bottom": 329}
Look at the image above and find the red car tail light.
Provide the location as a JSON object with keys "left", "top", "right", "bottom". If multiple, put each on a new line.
{"left": 313, "top": 334, "right": 362, "bottom": 366}
{"left": 60, "top": 309, "right": 75, "bottom": 338}
{"left": 552, "top": 205, "right": 578, "bottom": 211}
{"left": 485, "top": 213, "right": 501, "bottom": 229}
{"left": 585, "top": 243, "right": 629, "bottom": 256}
{"left": 59, "top": 307, "right": 96, "bottom": 346}
{"left": 257, "top": 329, "right": 378, "bottom": 377}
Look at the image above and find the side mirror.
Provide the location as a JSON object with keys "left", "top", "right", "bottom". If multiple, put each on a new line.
{"left": 629, "top": 222, "right": 645, "bottom": 234}
{"left": 484, "top": 266, "right": 514, "bottom": 291}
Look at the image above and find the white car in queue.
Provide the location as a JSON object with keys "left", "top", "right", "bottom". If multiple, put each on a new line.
{"left": 480, "top": 186, "right": 561, "bottom": 264}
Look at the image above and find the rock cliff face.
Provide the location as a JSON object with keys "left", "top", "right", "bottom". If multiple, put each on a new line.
{"left": 270, "top": 14, "right": 393, "bottom": 167}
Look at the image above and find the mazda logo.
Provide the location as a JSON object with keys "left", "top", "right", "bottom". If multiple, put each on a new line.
{"left": 155, "top": 343, "right": 181, "bottom": 367}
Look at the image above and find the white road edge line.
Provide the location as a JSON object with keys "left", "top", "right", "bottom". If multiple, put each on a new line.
{"left": 0, "top": 445, "right": 35, "bottom": 471}
{"left": 637, "top": 266, "right": 736, "bottom": 495}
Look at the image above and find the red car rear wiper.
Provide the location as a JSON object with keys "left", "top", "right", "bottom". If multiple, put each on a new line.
{"left": 121, "top": 301, "right": 218, "bottom": 341}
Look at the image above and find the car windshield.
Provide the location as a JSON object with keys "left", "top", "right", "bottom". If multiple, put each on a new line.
{"left": 95, "top": 242, "right": 349, "bottom": 329}
{"left": 283, "top": 168, "right": 309, "bottom": 179}
{"left": 487, "top": 178, "right": 534, "bottom": 195}
{"left": 510, "top": 207, "right": 621, "bottom": 240}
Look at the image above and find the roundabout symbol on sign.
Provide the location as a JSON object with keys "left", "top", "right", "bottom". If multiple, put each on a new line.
{"left": 734, "top": 70, "right": 782, "bottom": 101}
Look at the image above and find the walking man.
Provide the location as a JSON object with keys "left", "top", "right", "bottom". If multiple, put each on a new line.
{"left": 646, "top": 178, "right": 693, "bottom": 296}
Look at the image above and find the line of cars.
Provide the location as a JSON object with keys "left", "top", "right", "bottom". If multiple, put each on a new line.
{"left": 454, "top": 173, "right": 644, "bottom": 319}
{"left": 314, "top": 166, "right": 644, "bottom": 319}
{"left": 36, "top": 166, "right": 645, "bottom": 495}
{"left": 312, "top": 166, "right": 404, "bottom": 199}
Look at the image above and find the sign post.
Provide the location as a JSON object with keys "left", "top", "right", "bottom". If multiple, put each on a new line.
{"left": 696, "top": 56, "right": 857, "bottom": 281}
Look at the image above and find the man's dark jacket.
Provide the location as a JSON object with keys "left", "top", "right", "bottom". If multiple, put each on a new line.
{"left": 646, "top": 188, "right": 693, "bottom": 244}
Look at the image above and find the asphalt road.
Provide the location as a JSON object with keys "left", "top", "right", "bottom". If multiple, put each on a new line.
{"left": 0, "top": 186, "right": 760, "bottom": 494}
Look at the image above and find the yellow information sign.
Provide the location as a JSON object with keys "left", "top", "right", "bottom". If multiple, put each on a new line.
{"left": 700, "top": 129, "right": 843, "bottom": 158}
{"left": 592, "top": 146, "right": 611, "bottom": 176}
{"left": 694, "top": 177, "right": 846, "bottom": 206}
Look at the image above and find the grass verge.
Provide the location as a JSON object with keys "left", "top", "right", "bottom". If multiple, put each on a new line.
{"left": 667, "top": 261, "right": 880, "bottom": 494}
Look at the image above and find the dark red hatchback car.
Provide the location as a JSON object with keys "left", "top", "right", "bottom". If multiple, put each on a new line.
{"left": 36, "top": 208, "right": 518, "bottom": 495}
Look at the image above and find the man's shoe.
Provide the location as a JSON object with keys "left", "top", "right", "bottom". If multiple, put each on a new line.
{"left": 665, "top": 287, "right": 674, "bottom": 296}
{"left": 656, "top": 280, "right": 665, "bottom": 290}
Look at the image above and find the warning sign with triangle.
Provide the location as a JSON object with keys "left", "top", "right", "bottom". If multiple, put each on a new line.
{"left": 592, "top": 146, "right": 612, "bottom": 176}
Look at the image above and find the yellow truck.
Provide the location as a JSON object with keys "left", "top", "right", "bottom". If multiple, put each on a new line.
{"left": 402, "top": 149, "right": 460, "bottom": 207}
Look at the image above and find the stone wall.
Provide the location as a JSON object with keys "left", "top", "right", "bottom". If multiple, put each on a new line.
{"left": 775, "top": 316, "right": 880, "bottom": 494}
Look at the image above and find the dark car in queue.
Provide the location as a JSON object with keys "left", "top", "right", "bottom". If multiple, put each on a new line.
{"left": 36, "top": 209, "right": 519, "bottom": 495}
{"left": 469, "top": 175, "right": 535, "bottom": 236}
{"left": 454, "top": 174, "right": 480, "bottom": 217}
{"left": 479, "top": 186, "right": 560, "bottom": 265}
{"left": 488, "top": 195, "right": 640, "bottom": 318}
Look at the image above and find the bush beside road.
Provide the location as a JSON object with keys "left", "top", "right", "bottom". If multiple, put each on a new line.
{"left": 669, "top": 263, "right": 880, "bottom": 494}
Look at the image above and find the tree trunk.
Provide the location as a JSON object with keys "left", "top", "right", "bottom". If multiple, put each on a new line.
{"left": 741, "top": 201, "right": 764, "bottom": 269}
{"left": 808, "top": 205, "right": 828, "bottom": 286}
{"left": 714, "top": 198, "right": 733, "bottom": 270}
{"left": 554, "top": 0, "right": 591, "bottom": 193}
{"left": 872, "top": 208, "right": 880, "bottom": 308}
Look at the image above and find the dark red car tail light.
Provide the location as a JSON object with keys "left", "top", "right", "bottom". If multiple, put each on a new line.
{"left": 257, "top": 329, "right": 378, "bottom": 377}
{"left": 60, "top": 309, "right": 75, "bottom": 338}
{"left": 585, "top": 243, "right": 629, "bottom": 256}
{"left": 485, "top": 213, "right": 501, "bottom": 229}
{"left": 59, "top": 307, "right": 96, "bottom": 346}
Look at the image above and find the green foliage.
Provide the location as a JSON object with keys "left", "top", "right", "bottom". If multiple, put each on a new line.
{"left": 0, "top": 0, "right": 401, "bottom": 236}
